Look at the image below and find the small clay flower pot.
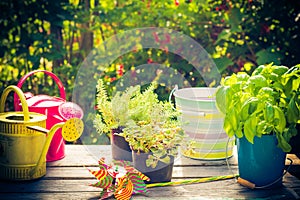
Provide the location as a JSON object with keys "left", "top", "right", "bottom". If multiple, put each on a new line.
{"left": 132, "top": 150, "right": 174, "bottom": 184}
{"left": 111, "top": 128, "right": 132, "bottom": 161}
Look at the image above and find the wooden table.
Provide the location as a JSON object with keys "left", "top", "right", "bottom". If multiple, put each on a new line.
{"left": 1, "top": 145, "right": 300, "bottom": 199}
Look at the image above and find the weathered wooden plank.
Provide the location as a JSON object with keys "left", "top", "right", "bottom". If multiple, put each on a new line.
{"left": 288, "top": 154, "right": 300, "bottom": 165}
{"left": 52, "top": 145, "right": 299, "bottom": 167}
{"left": 46, "top": 145, "right": 112, "bottom": 167}
{"left": 0, "top": 178, "right": 299, "bottom": 199}
{"left": 0, "top": 172, "right": 299, "bottom": 190}
{"left": 0, "top": 179, "right": 98, "bottom": 193}
{"left": 48, "top": 145, "right": 239, "bottom": 167}
{"left": 0, "top": 192, "right": 102, "bottom": 200}
{"left": 43, "top": 166, "right": 239, "bottom": 179}
{"left": 1, "top": 145, "right": 299, "bottom": 200}
{"left": 0, "top": 190, "right": 297, "bottom": 200}
{"left": 143, "top": 182, "right": 300, "bottom": 199}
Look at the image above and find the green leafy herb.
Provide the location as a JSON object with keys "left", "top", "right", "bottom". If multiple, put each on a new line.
{"left": 216, "top": 64, "right": 300, "bottom": 152}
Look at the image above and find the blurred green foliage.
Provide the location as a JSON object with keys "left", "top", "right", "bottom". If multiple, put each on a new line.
{"left": 0, "top": 0, "right": 299, "bottom": 143}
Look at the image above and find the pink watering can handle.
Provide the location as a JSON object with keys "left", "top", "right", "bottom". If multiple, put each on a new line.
{"left": 14, "top": 70, "right": 66, "bottom": 111}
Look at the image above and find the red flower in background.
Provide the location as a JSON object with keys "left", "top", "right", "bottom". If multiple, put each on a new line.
{"left": 260, "top": 23, "right": 270, "bottom": 34}
{"left": 116, "top": 64, "right": 124, "bottom": 76}
{"left": 110, "top": 77, "right": 117, "bottom": 82}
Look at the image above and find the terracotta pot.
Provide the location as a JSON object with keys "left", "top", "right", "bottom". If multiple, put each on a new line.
{"left": 132, "top": 150, "right": 174, "bottom": 183}
{"left": 111, "top": 128, "right": 132, "bottom": 161}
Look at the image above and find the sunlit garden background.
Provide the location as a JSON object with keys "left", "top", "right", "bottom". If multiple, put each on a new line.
{"left": 0, "top": 0, "right": 299, "bottom": 144}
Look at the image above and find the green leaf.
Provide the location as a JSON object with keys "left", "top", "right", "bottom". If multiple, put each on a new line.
{"left": 223, "top": 73, "right": 238, "bottom": 86}
{"left": 240, "top": 97, "right": 259, "bottom": 121}
{"left": 287, "top": 96, "right": 299, "bottom": 124}
{"left": 226, "top": 7, "right": 243, "bottom": 32}
{"left": 232, "top": 108, "right": 240, "bottom": 132}
{"left": 236, "top": 123, "right": 243, "bottom": 138}
{"left": 273, "top": 106, "right": 286, "bottom": 133}
{"left": 248, "top": 75, "right": 268, "bottom": 88}
{"left": 252, "top": 65, "right": 266, "bottom": 76}
{"left": 276, "top": 132, "right": 292, "bottom": 152}
{"left": 146, "top": 158, "right": 152, "bottom": 168}
{"left": 224, "top": 114, "right": 235, "bottom": 137}
{"left": 214, "top": 57, "right": 234, "bottom": 73}
{"left": 257, "top": 121, "right": 268, "bottom": 136}
{"left": 236, "top": 72, "right": 250, "bottom": 82}
{"left": 215, "top": 86, "right": 227, "bottom": 114}
{"left": 215, "top": 29, "right": 231, "bottom": 44}
{"left": 160, "top": 155, "right": 171, "bottom": 164}
{"left": 244, "top": 115, "right": 258, "bottom": 144}
{"left": 272, "top": 65, "right": 289, "bottom": 76}
{"left": 257, "top": 87, "right": 275, "bottom": 102}
{"left": 240, "top": 102, "right": 250, "bottom": 121}
{"left": 256, "top": 48, "right": 283, "bottom": 65}
{"left": 264, "top": 103, "right": 274, "bottom": 123}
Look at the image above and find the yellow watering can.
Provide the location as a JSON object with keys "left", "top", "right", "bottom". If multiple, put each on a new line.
{"left": 0, "top": 86, "right": 83, "bottom": 181}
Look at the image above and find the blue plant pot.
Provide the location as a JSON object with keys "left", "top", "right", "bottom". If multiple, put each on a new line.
{"left": 237, "top": 135, "right": 286, "bottom": 188}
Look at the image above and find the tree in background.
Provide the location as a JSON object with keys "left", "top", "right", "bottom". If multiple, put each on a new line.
{"left": 0, "top": 0, "right": 299, "bottom": 143}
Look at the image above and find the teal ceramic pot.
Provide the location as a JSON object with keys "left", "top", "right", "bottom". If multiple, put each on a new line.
{"left": 237, "top": 135, "right": 286, "bottom": 188}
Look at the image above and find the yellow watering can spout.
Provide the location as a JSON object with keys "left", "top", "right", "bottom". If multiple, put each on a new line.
{"left": 27, "top": 118, "right": 84, "bottom": 176}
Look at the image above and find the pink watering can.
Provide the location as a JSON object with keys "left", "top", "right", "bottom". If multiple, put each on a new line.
{"left": 14, "top": 70, "right": 84, "bottom": 162}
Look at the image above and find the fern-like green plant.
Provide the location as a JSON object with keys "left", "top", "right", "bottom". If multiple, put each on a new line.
{"left": 117, "top": 84, "right": 185, "bottom": 168}
{"left": 94, "top": 80, "right": 185, "bottom": 168}
{"left": 93, "top": 79, "right": 140, "bottom": 137}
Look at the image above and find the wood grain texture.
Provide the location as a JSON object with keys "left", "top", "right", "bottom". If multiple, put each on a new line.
{"left": 0, "top": 145, "right": 299, "bottom": 200}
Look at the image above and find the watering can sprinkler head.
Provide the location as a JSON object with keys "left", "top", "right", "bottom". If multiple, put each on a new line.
{"left": 61, "top": 118, "right": 84, "bottom": 142}
{"left": 27, "top": 118, "right": 84, "bottom": 177}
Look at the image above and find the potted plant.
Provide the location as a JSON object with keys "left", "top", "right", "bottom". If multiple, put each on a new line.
{"left": 215, "top": 63, "right": 300, "bottom": 188}
{"left": 117, "top": 84, "right": 185, "bottom": 183}
{"left": 94, "top": 79, "right": 141, "bottom": 161}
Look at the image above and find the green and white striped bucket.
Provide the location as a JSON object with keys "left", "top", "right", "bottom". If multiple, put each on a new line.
{"left": 172, "top": 87, "right": 234, "bottom": 160}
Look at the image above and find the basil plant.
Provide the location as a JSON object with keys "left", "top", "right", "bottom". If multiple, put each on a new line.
{"left": 215, "top": 64, "right": 300, "bottom": 152}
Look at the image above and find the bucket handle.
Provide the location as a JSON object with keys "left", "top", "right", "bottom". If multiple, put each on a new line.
{"left": 168, "top": 84, "right": 179, "bottom": 111}
{"left": 0, "top": 85, "right": 30, "bottom": 121}
{"left": 168, "top": 85, "right": 205, "bottom": 116}
{"left": 236, "top": 158, "right": 293, "bottom": 189}
{"left": 14, "top": 70, "right": 66, "bottom": 111}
